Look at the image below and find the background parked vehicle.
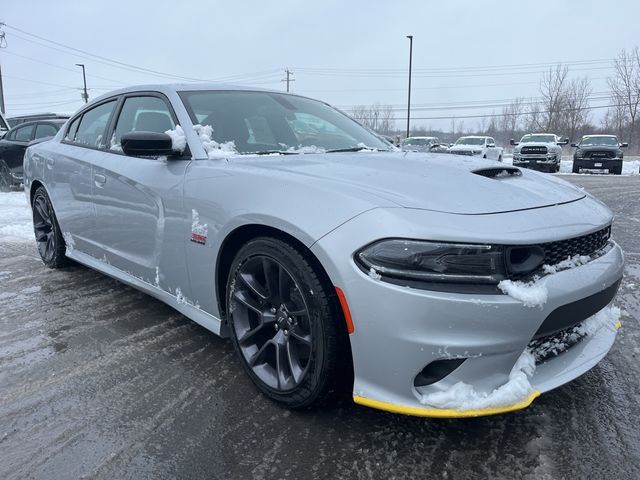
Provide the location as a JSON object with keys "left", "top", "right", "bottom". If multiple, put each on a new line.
{"left": 448, "top": 135, "right": 503, "bottom": 161}
{"left": 6, "top": 113, "right": 70, "bottom": 128}
{"left": 571, "top": 135, "right": 627, "bottom": 175}
{"left": 0, "top": 119, "right": 67, "bottom": 191}
{"left": 401, "top": 136, "right": 439, "bottom": 152}
{"left": 511, "top": 133, "right": 568, "bottom": 173}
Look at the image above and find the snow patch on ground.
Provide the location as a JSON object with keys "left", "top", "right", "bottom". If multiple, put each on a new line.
{"left": 498, "top": 279, "right": 548, "bottom": 308}
{"left": 194, "top": 124, "right": 237, "bottom": 159}
{"left": 165, "top": 125, "right": 187, "bottom": 153}
{"left": 0, "top": 192, "right": 34, "bottom": 243}
{"left": 419, "top": 350, "right": 536, "bottom": 410}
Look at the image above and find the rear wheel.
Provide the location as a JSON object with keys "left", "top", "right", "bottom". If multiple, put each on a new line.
{"left": 32, "top": 186, "right": 69, "bottom": 268}
{"left": 0, "top": 160, "right": 12, "bottom": 192}
{"left": 226, "top": 237, "right": 347, "bottom": 409}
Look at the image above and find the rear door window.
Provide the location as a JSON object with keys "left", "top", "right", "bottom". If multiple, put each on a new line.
{"left": 35, "top": 123, "right": 59, "bottom": 139}
{"left": 13, "top": 124, "right": 36, "bottom": 142}
{"left": 74, "top": 100, "right": 117, "bottom": 148}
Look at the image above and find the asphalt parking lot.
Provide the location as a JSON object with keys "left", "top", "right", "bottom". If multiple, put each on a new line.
{"left": 1, "top": 174, "right": 639, "bottom": 480}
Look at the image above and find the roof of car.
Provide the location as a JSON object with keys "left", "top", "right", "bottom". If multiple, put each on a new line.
{"left": 8, "top": 118, "right": 68, "bottom": 130}
{"left": 582, "top": 134, "right": 616, "bottom": 137}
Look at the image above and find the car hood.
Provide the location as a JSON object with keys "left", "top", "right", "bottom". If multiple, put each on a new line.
{"left": 575, "top": 145, "right": 620, "bottom": 151}
{"left": 448, "top": 144, "right": 482, "bottom": 151}
{"left": 515, "top": 141, "right": 557, "bottom": 151}
{"left": 229, "top": 152, "right": 585, "bottom": 214}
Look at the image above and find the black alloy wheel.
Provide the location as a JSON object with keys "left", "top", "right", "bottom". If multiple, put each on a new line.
{"left": 226, "top": 237, "right": 348, "bottom": 408}
{"left": 32, "top": 186, "right": 69, "bottom": 268}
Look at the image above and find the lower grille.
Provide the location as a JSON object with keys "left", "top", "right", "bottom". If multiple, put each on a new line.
{"left": 585, "top": 150, "right": 615, "bottom": 159}
{"left": 528, "top": 323, "right": 586, "bottom": 365}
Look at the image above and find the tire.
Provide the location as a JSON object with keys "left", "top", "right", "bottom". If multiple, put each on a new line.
{"left": 32, "top": 186, "right": 70, "bottom": 268}
{"left": 498, "top": 155, "right": 503, "bottom": 162}
{"left": 0, "top": 160, "right": 12, "bottom": 192}
{"left": 572, "top": 162, "right": 580, "bottom": 174}
{"left": 226, "top": 236, "right": 347, "bottom": 409}
{"left": 611, "top": 164, "right": 623, "bottom": 175}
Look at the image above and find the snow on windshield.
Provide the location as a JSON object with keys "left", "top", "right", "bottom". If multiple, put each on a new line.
{"left": 455, "top": 137, "right": 485, "bottom": 146}
{"left": 521, "top": 135, "right": 555, "bottom": 143}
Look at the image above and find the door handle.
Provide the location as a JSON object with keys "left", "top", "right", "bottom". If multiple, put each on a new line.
{"left": 94, "top": 173, "right": 107, "bottom": 187}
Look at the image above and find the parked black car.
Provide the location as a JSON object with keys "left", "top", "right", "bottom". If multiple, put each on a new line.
{"left": 571, "top": 135, "right": 628, "bottom": 175}
{"left": 0, "top": 119, "right": 67, "bottom": 191}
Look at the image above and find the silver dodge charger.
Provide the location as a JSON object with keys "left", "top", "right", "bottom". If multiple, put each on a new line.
{"left": 24, "top": 84, "right": 624, "bottom": 417}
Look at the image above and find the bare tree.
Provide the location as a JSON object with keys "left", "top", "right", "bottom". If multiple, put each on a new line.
{"left": 608, "top": 47, "right": 640, "bottom": 144}
{"left": 563, "top": 77, "right": 592, "bottom": 142}
{"left": 499, "top": 97, "right": 525, "bottom": 141}
{"left": 538, "top": 65, "right": 569, "bottom": 132}
{"left": 349, "top": 103, "right": 395, "bottom": 135}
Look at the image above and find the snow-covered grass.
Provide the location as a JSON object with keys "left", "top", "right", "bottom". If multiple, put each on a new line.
{"left": 0, "top": 192, "right": 33, "bottom": 243}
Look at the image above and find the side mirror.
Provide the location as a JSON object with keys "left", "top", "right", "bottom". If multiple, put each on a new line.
{"left": 620, "top": 142, "right": 629, "bottom": 148}
{"left": 121, "top": 131, "right": 175, "bottom": 157}
{"left": 571, "top": 143, "right": 578, "bottom": 148}
{"left": 509, "top": 139, "right": 518, "bottom": 146}
{"left": 487, "top": 143, "right": 495, "bottom": 148}
{"left": 558, "top": 138, "right": 569, "bottom": 145}
{"left": 449, "top": 143, "right": 454, "bottom": 147}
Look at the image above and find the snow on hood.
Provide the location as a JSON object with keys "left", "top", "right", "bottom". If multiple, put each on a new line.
{"left": 224, "top": 151, "right": 585, "bottom": 215}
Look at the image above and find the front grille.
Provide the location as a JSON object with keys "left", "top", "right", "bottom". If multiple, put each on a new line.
{"left": 538, "top": 225, "right": 611, "bottom": 267}
{"left": 585, "top": 150, "right": 615, "bottom": 159}
{"left": 521, "top": 146, "right": 548, "bottom": 155}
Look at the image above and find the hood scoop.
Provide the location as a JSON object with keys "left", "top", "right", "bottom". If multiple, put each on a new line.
{"left": 472, "top": 167, "right": 522, "bottom": 179}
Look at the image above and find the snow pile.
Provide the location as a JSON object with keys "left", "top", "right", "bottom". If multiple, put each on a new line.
{"left": 575, "top": 304, "right": 621, "bottom": 336}
{"left": 165, "top": 125, "right": 187, "bottom": 153}
{"left": 286, "top": 145, "right": 326, "bottom": 154}
{"left": 543, "top": 254, "right": 591, "bottom": 274}
{"left": 419, "top": 350, "right": 536, "bottom": 410}
{"left": 498, "top": 279, "right": 548, "bottom": 308}
{"left": 109, "top": 134, "right": 123, "bottom": 152}
{"left": 194, "top": 124, "right": 237, "bottom": 159}
{"left": 63, "top": 232, "right": 75, "bottom": 253}
{"left": 368, "top": 267, "right": 381, "bottom": 281}
{"left": 0, "top": 192, "right": 34, "bottom": 243}
{"left": 191, "top": 209, "right": 208, "bottom": 237}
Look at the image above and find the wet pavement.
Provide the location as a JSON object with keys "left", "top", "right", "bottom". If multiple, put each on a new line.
{"left": 1, "top": 175, "right": 639, "bottom": 479}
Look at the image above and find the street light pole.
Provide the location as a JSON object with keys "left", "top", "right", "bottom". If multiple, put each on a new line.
{"left": 76, "top": 63, "right": 88, "bottom": 103}
{"left": 406, "top": 35, "right": 413, "bottom": 139}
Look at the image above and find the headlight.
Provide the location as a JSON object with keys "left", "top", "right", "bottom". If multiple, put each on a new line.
{"left": 575, "top": 149, "right": 583, "bottom": 159}
{"left": 355, "top": 239, "right": 507, "bottom": 284}
{"left": 615, "top": 149, "right": 623, "bottom": 157}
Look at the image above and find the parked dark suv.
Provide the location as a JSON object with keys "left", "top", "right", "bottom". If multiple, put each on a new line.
{"left": 0, "top": 119, "right": 67, "bottom": 191}
{"left": 571, "top": 135, "right": 627, "bottom": 175}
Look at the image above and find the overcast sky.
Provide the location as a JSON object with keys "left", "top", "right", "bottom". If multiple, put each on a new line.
{"left": 1, "top": 0, "right": 639, "bottom": 130}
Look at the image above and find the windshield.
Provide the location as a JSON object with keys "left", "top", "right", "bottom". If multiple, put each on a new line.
{"left": 520, "top": 134, "right": 555, "bottom": 143}
{"left": 454, "top": 137, "right": 485, "bottom": 146}
{"left": 403, "top": 137, "right": 436, "bottom": 146}
{"left": 579, "top": 135, "right": 618, "bottom": 146}
{"left": 178, "top": 90, "right": 391, "bottom": 154}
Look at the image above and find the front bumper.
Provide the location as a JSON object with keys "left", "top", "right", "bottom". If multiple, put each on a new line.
{"left": 574, "top": 159, "right": 622, "bottom": 171}
{"left": 312, "top": 206, "right": 623, "bottom": 417}
{"left": 513, "top": 156, "right": 559, "bottom": 171}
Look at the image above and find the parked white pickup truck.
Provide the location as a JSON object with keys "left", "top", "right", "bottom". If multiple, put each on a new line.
{"left": 510, "top": 133, "right": 568, "bottom": 173}
{"left": 448, "top": 135, "right": 503, "bottom": 161}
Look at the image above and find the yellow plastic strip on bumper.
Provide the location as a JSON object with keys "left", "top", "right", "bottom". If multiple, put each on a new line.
{"left": 614, "top": 320, "right": 622, "bottom": 330}
{"left": 353, "top": 390, "right": 541, "bottom": 418}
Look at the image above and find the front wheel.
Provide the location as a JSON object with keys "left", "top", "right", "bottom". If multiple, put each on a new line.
{"left": 226, "top": 237, "right": 347, "bottom": 409}
{"left": 32, "top": 186, "right": 70, "bottom": 268}
{"left": 572, "top": 162, "right": 580, "bottom": 174}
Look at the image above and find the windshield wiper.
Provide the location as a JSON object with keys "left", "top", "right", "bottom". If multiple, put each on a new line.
{"left": 326, "top": 146, "right": 383, "bottom": 153}
{"left": 251, "top": 150, "right": 300, "bottom": 155}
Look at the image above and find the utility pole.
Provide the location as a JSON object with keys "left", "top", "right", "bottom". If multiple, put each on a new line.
{"left": 76, "top": 63, "right": 88, "bottom": 103}
{"left": 406, "top": 35, "right": 413, "bottom": 138}
{"left": 0, "top": 24, "right": 7, "bottom": 115}
{"left": 282, "top": 68, "right": 294, "bottom": 92}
